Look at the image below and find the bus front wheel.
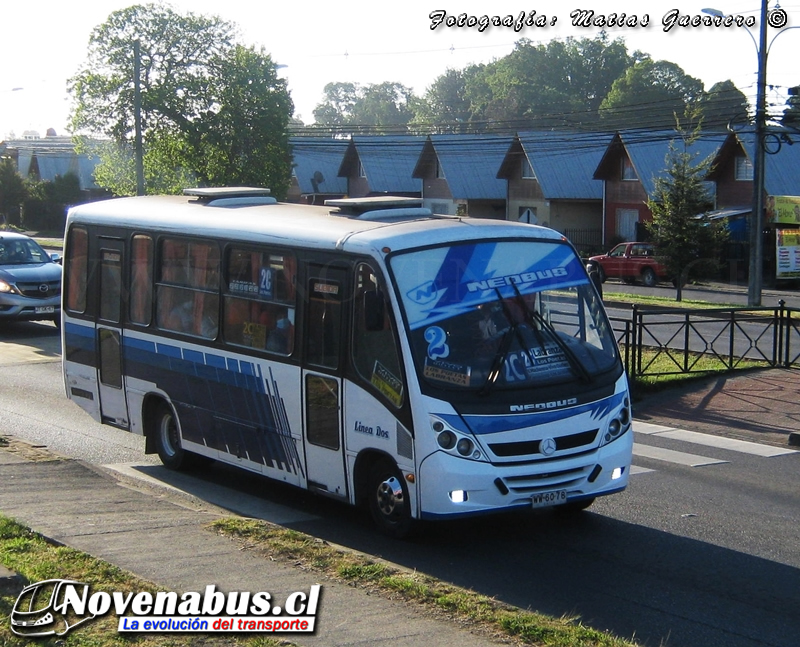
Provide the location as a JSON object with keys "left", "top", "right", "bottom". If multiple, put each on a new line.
{"left": 368, "top": 461, "right": 413, "bottom": 539}
{"left": 152, "top": 402, "right": 190, "bottom": 470}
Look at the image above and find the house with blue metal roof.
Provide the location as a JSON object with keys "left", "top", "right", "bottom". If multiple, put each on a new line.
{"left": 0, "top": 135, "right": 103, "bottom": 193}
{"left": 337, "top": 136, "right": 424, "bottom": 198}
{"left": 593, "top": 129, "right": 725, "bottom": 245}
{"left": 288, "top": 137, "right": 349, "bottom": 204}
{"left": 497, "top": 131, "right": 612, "bottom": 252}
{"left": 412, "top": 134, "right": 511, "bottom": 219}
{"left": 707, "top": 129, "right": 800, "bottom": 282}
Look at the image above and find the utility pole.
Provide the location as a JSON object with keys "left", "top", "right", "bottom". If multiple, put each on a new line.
{"left": 134, "top": 40, "right": 145, "bottom": 196}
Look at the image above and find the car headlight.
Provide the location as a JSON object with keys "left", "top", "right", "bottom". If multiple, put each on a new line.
{"left": 0, "top": 279, "right": 17, "bottom": 294}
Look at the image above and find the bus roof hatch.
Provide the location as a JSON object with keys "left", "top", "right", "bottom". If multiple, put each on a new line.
{"left": 184, "top": 187, "right": 277, "bottom": 207}
{"left": 325, "top": 196, "right": 433, "bottom": 220}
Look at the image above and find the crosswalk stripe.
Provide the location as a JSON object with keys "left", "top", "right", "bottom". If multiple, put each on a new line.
{"left": 632, "top": 444, "right": 728, "bottom": 467}
{"left": 630, "top": 465, "right": 656, "bottom": 475}
{"left": 649, "top": 429, "right": 796, "bottom": 458}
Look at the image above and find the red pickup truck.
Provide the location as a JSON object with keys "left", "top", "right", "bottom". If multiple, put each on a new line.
{"left": 587, "top": 242, "right": 669, "bottom": 287}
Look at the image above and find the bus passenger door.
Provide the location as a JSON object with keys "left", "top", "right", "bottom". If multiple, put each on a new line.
{"left": 95, "top": 240, "right": 129, "bottom": 428}
{"left": 301, "top": 265, "right": 348, "bottom": 498}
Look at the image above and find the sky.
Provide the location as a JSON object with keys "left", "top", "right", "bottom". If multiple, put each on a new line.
{"left": 1, "top": 0, "right": 799, "bottom": 139}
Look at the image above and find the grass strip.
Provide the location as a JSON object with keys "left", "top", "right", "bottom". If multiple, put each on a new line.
{"left": 211, "top": 518, "right": 641, "bottom": 647}
{"left": 0, "top": 514, "right": 290, "bottom": 647}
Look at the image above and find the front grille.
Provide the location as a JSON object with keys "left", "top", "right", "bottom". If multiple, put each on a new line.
{"left": 489, "top": 429, "right": 598, "bottom": 458}
{"left": 500, "top": 464, "right": 594, "bottom": 494}
{"left": 17, "top": 281, "right": 61, "bottom": 299}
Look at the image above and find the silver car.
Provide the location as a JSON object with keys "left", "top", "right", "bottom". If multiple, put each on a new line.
{"left": 0, "top": 232, "right": 62, "bottom": 326}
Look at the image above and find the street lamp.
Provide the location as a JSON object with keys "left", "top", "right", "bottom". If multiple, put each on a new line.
{"left": 703, "top": 3, "right": 769, "bottom": 306}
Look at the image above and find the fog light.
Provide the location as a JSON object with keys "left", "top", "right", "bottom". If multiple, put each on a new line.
{"left": 612, "top": 467, "right": 624, "bottom": 480}
{"left": 449, "top": 490, "right": 468, "bottom": 503}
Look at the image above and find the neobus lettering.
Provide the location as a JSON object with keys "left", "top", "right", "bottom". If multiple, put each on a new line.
{"left": 466, "top": 267, "right": 568, "bottom": 292}
{"left": 510, "top": 398, "right": 578, "bottom": 412}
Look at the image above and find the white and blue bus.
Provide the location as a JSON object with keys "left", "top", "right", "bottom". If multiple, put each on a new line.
{"left": 62, "top": 188, "right": 632, "bottom": 537}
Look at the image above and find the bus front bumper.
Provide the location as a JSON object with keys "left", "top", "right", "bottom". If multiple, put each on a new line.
{"left": 417, "top": 436, "right": 632, "bottom": 520}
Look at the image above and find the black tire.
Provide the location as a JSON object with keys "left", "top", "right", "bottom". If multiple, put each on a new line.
{"left": 596, "top": 265, "right": 606, "bottom": 283}
{"left": 152, "top": 402, "right": 191, "bottom": 470}
{"left": 367, "top": 461, "right": 413, "bottom": 539}
{"left": 556, "top": 497, "right": 595, "bottom": 514}
{"left": 641, "top": 267, "right": 657, "bottom": 287}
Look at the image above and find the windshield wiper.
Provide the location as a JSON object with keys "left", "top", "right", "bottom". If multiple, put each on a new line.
{"left": 510, "top": 283, "right": 593, "bottom": 384}
{"left": 478, "top": 289, "right": 535, "bottom": 396}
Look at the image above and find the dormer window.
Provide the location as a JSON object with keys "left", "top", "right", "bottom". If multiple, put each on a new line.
{"left": 435, "top": 157, "right": 446, "bottom": 179}
{"left": 521, "top": 157, "right": 535, "bottom": 179}
{"left": 621, "top": 157, "right": 637, "bottom": 181}
{"left": 735, "top": 155, "right": 753, "bottom": 181}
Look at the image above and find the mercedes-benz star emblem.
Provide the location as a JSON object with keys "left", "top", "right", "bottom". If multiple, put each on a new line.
{"left": 540, "top": 437, "right": 557, "bottom": 456}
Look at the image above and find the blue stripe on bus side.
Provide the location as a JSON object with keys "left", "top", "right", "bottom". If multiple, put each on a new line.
{"left": 66, "top": 322, "right": 303, "bottom": 476}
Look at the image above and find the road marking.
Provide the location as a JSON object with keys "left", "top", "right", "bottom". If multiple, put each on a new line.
{"left": 634, "top": 420, "right": 797, "bottom": 457}
{"left": 632, "top": 444, "right": 728, "bottom": 467}
{"left": 651, "top": 429, "right": 797, "bottom": 457}
{"left": 630, "top": 465, "right": 656, "bottom": 475}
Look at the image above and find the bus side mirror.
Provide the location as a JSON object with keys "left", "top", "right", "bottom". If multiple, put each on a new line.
{"left": 363, "top": 290, "right": 385, "bottom": 331}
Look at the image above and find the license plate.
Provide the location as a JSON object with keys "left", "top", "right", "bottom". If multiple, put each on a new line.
{"left": 531, "top": 490, "right": 567, "bottom": 508}
{"left": 35, "top": 306, "right": 55, "bottom": 314}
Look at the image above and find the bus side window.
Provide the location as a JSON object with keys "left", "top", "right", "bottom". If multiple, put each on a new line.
{"left": 129, "top": 235, "right": 153, "bottom": 325}
{"left": 222, "top": 248, "right": 296, "bottom": 354}
{"left": 155, "top": 238, "right": 219, "bottom": 339}
{"left": 65, "top": 226, "right": 89, "bottom": 314}
{"left": 352, "top": 263, "right": 404, "bottom": 408}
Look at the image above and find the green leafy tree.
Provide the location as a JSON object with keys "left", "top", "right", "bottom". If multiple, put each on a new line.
{"left": 69, "top": 4, "right": 293, "bottom": 196}
{"left": 22, "top": 173, "right": 83, "bottom": 231}
{"left": 648, "top": 129, "right": 726, "bottom": 301}
{"left": 463, "top": 35, "right": 635, "bottom": 129}
{"left": 782, "top": 85, "right": 800, "bottom": 128}
{"left": 312, "top": 81, "right": 415, "bottom": 132}
{"left": 698, "top": 80, "right": 750, "bottom": 130}
{"left": 412, "top": 67, "right": 480, "bottom": 132}
{"left": 600, "top": 59, "right": 705, "bottom": 130}
{"left": 0, "top": 157, "right": 27, "bottom": 227}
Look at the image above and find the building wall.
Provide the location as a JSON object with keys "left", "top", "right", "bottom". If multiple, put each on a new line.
{"left": 715, "top": 154, "right": 752, "bottom": 207}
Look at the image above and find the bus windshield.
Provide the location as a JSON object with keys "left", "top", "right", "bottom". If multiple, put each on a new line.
{"left": 390, "top": 239, "right": 618, "bottom": 392}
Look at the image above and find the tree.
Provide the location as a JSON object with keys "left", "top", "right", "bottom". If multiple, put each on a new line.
{"left": 312, "top": 81, "right": 415, "bottom": 132}
{"left": 0, "top": 157, "right": 27, "bottom": 227}
{"left": 698, "top": 81, "right": 750, "bottom": 130}
{"left": 600, "top": 59, "right": 705, "bottom": 130}
{"left": 69, "top": 4, "right": 293, "bottom": 197}
{"left": 648, "top": 129, "right": 726, "bottom": 301}
{"left": 462, "top": 35, "right": 636, "bottom": 130}
{"left": 782, "top": 85, "right": 800, "bottom": 128}
{"left": 412, "top": 67, "right": 479, "bottom": 132}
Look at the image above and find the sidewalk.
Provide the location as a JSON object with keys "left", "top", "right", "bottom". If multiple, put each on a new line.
{"left": 632, "top": 368, "right": 800, "bottom": 447}
{"left": 0, "top": 449, "right": 503, "bottom": 647}
{"left": 2, "top": 368, "right": 799, "bottom": 645}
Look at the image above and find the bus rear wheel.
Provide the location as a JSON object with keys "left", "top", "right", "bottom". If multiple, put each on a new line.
{"left": 152, "top": 402, "right": 191, "bottom": 470}
{"left": 368, "top": 461, "right": 413, "bottom": 539}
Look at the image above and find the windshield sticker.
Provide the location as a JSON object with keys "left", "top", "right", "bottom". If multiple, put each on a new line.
{"left": 393, "top": 242, "right": 587, "bottom": 330}
{"left": 370, "top": 360, "right": 404, "bottom": 407}
{"left": 423, "top": 358, "right": 471, "bottom": 387}
{"left": 424, "top": 326, "right": 450, "bottom": 360}
{"left": 503, "top": 344, "right": 571, "bottom": 383}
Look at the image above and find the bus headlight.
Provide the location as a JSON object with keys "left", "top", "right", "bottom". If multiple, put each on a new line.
{"left": 430, "top": 416, "right": 484, "bottom": 461}
{"left": 600, "top": 404, "right": 632, "bottom": 446}
{"left": 437, "top": 430, "right": 456, "bottom": 450}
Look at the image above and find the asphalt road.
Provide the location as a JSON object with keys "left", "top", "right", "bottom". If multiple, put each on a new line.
{"left": 2, "top": 319, "right": 800, "bottom": 647}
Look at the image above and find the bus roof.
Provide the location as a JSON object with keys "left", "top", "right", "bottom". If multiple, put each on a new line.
{"left": 66, "top": 193, "right": 566, "bottom": 256}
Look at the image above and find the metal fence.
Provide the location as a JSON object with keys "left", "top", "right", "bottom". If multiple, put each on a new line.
{"left": 609, "top": 300, "right": 800, "bottom": 380}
